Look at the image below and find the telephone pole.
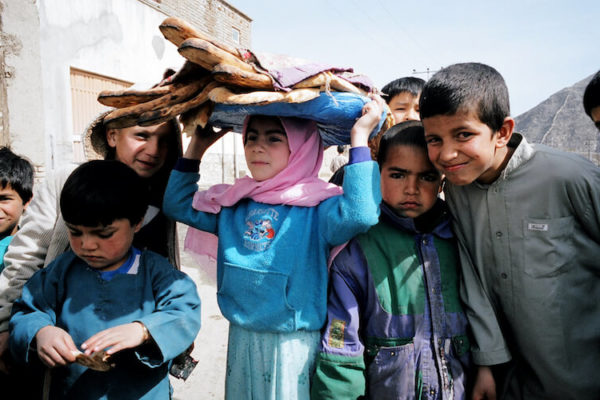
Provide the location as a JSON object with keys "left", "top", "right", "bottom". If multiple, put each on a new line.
{"left": 412, "top": 67, "right": 441, "bottom": 80}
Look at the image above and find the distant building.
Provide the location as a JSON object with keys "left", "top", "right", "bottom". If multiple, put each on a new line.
{"left": 0, "top": 0, "right": 252, "bottom": 179}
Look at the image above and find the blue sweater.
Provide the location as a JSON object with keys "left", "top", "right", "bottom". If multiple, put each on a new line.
{"left": 9, "top": 250, "right": 201, "bottom": 400}
{"left": 163, "top": 156, "right": 380, "bottom": 332}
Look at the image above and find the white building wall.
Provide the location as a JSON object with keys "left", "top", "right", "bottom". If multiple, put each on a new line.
{"left": 36, "top": 0, "right": 185, "bottom": 172}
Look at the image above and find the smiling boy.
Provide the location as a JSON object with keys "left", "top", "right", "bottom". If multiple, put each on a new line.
{"left": 0, "top": 147, "right": 33, "bottom": 273}
{"left": 9, "top": 160, "right": 200, "bottom": 399}
{"left": 420, "top": 63, "right": 600, "bottom": 400}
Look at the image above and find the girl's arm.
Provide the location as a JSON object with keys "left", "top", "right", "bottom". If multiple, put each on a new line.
{"left": 162, "top": 125, "right": 230, "bottom": 231}
{"left": 320, "top": 96, "right": 385, "bottom": 245}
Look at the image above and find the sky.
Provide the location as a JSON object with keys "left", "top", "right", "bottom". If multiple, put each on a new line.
{"left": 227, "top": 0, "right": 600, "bottom": 116}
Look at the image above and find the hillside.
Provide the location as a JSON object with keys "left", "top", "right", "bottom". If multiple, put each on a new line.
{"left": 515, "top": 74, "right": 598, "bottom": 164}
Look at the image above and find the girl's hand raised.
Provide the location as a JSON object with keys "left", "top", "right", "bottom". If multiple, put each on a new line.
{"left": 351, "top": 94, "right": 387, "bottom": 148}
{"left": 184, "top": 124, "right": 232, "bottom": 160}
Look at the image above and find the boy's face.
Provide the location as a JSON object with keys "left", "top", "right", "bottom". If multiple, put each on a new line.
{"left": 107, "top": 123, "right": 171, "bottom": 179}
{"left": 422, "top": 111, "right": 513, "bottom": 185}
{"left": 244, "top": 116, "right": 290, "bottom": 182}
{"left": 66, "top": 218, "right": 141, "bottom": 271}
{"left": 381, "top": 144, "right": 441, "bottom": 219}
{"left": 388, "top": 92, "right": 420, "bottom": 124}
{"left": 0, "top": 184, "right": 29, "bottom": 237}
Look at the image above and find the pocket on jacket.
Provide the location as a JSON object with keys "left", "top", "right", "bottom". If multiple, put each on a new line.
{"left": 522, "top": 216, "right": 575, "bottom": 278}
{"left": 366, "top": 343, "right": 415, "bottom": 400}
{"left": 217, "top": 262, "right": 296, "bottom": 331}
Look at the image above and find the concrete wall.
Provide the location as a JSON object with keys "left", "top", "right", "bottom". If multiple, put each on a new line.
{"left": 1, "top": 0, "right": 46, "bottom": 171}
{"left": 2, "top": 0, "right": 252, "bottom": 177}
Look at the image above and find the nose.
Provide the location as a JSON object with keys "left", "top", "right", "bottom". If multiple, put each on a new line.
{"left": 144, "top": 136, "right": 161, "bottom": 158}
{"left": 248, "top": 137, "right": 267, "bottom": 152}
{"left": 438, "top": 142, "right": 458, "bottom": 163}
{"left": 406, "top": 108, "right": 420, "bottom": 121}
{"left": 79, "top": 235, "right": 98, "bottom": 251}
{"left": 404, "top": 176, "right": 419, "bottom": 194}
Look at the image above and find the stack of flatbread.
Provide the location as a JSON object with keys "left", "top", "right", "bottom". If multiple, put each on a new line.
{"left": 97, "top": 17, "right": 387, "bottom": 140}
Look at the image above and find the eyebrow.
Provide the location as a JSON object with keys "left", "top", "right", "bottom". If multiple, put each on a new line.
{"left": 65, "top": 223, "right": 116, "bottom": 233}
{"left": 246, "top": 128, "right": 286, "bottom": 136}
{"left": 387, "top": 166, "right": 438, "bottom": 175}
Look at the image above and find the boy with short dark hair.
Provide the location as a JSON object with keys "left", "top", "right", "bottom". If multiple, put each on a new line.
{"left": 420, "top": 62, "right": 600, "bottom": 400}
{"left": 0, "top": 147, "right": 33, "bottom": 272}
{"left": 312, "top": 121, "right": 471, "bottom": 399}
{"left": 583, "top": 69, "right": 600, "bottom": 130}
{"left": 381, "top": 76, "right": 425, "bottom": 125}
{"left": 9, "top": 160, "right": 201, "bottom": 399}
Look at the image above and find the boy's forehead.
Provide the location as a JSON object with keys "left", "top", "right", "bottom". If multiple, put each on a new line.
{"left": 0, "top": 184, "right": 22, "bottom": 198}
{"left": 384, "top": 145, "right": 437, "bottom": 172}
{"left": 422, "top": 109, "right": 485, "bottom": 132}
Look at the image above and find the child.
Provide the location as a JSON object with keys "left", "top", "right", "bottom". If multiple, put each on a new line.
{"left": 0, "top": 114, "right": 182, "bottom": 371}
{"left": 381, "top": 76, "right": 425, "bottom": 125}
{"left": 162, "top": 98, "right": 384, "bottom": 399}
{"left": 312, "top": 121, "right": 471, "bottom": 400}
{"left": 583, "top": 69, "right": 600, "bottom": 130}
{"left": 9, "top": 160, "right": 201, "bottom": 399}
{"left": 0, "top": 147, "right": 33, "bottom": 272}
{"left": 420, "top": 62, "right": 600, "bottom": 400}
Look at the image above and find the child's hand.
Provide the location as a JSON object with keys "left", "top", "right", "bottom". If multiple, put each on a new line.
{"left": 184, "top": 124, "right": 232, "bottom": 160}
{"left": 351, "top": 94, "right": 386, "bottom": 148}
{"left": 35, "top": 326, "right": 78, "bottom": 368}
{"left": 472, "top": 365, "right": 497, "bottom": 400}
{"left": 81, "top": 322, "right": 149, "bottom": 356}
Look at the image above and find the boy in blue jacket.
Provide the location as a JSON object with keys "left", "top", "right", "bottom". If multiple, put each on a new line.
{"left": 312, "top": 121, "right": 471, "bottom": 399}
{"left": 9, "top": 160, "right": 201, "bottom": 399}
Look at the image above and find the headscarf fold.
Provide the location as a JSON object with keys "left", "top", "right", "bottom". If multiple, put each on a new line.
{"left": 184, "top": 116, "right": 343, "bottom": 265}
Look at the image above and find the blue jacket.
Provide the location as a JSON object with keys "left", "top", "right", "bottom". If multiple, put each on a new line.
{"left": 163, "top": 157, "right": 380, "bottom": 332}
{"left": 312, "top": 202, "right": 471, "bottom": 400}
{"left": 9, "top": 250, "right": 201, "bottom": 400}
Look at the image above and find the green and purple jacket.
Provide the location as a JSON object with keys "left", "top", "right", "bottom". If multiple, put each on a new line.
{"left": 312, "top": 201, "right": 472, "bottom": 400}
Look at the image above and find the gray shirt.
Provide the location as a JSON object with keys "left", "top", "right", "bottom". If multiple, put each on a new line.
{"left": 446, "top": 134, "right": 600, "bottom": 400}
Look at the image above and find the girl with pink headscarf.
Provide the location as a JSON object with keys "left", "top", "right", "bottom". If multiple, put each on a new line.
{"left": 163, "top": 97, "right": 385, "bottom": 400}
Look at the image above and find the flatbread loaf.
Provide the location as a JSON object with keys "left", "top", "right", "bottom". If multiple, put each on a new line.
{"left": 72, "top": 350, "right": 114, "bottom": 372}
{"left": 208, "top": 86, "right": 320, "bottom": 105}
{"left": 179, "top": 38, "right": 256, "bottom": 75}
{"left": 160, "top": 17, "right": 240, "bottom": 56}
{"left": 97, "top": 85, "right": 172, "bottom": 108}
{"left": 212, "top": 63, "right": 273, "bottom": 90}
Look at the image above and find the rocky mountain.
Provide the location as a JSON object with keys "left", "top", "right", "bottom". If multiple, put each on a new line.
{"left": 515, "top": 74, "right": 599, "bottom": 165}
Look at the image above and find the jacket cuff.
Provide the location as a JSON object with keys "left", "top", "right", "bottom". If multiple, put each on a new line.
{"left": 348, "top": 147, "right": 371, "bottom": 164}
{"left": 174, "top": 158, "right": 200, "bottom": 172}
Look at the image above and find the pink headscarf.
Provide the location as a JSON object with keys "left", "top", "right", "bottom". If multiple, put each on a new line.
{"left": 184, "top": 116, "right": 343, "bottom": 264}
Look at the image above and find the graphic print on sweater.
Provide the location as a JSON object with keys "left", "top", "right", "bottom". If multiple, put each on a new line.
{"left": 243, "top": 207, "right": 279, "bottom": 252}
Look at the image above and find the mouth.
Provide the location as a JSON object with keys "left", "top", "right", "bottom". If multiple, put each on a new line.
{"left": 400, "top": 201, "right": 421, "bottom": 209}
{"left": 440, "top": 162, "right": 467, "bottom": 173}
{"left": 136, "top": 159, "right": 159, "bottom": 169}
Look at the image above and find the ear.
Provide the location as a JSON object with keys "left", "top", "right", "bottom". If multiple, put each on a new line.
{"left": 133, "top": 219, "right": 143, "bottom": 233}
{"left": 494, "top": 117, "right": 515, "bottom": 148}
{"left": 106, "top": 128, "right": 118, "bottom": 148}
{"left": 22, "top": 197, "right": 32, "bottom": 211}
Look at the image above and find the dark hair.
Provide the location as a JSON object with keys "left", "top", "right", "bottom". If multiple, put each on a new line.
{"left": 60, "top": 160, "right": 149, "bottom": 227}
{"left": 336, "top": 145, "right": 344, "bottom": 154}
{"left": 0, "top": 147, "right": 34, "bottom": 204}
{"left": 583, "top": 70, "right": 600, "bottom": 117}
{"left": 377, "top": 121, "right": 430, "bottom": 168}
{"left": 419, "top": 63, "right": 510, "bottom": 132}
{"left": 381, "top": 77, "right": 426, "bottom": 104}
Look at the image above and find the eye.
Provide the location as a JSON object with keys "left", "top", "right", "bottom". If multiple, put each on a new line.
{"left": 456, "top": 131, "right": 473, "bottom": 140}
{"left": 135, "top": 132, "right": 150, "bottom": 140}
{"left": 68, "top": 229, "right": 82, "bottom": 237}
{"left": 389, "top": 172, "right": 405, "bottom": 179}
{"left": 98, "top": 231, "right": 115, "bottom": 239}
{"left": 246, "top": 133, "right": 257, "bottom": 142}
{"left": 425, "top": 136, "right": 440, "bottom": 145}
{"left": 269, "top": 135, "right": 284, "bottom": 143}
{"left": 421, "top": 173, "right": 440, "bottom": 182}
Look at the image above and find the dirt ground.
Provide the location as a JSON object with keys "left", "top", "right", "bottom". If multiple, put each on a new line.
{"left": 170, "top": 224, "right": 228, "bottom": 399}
